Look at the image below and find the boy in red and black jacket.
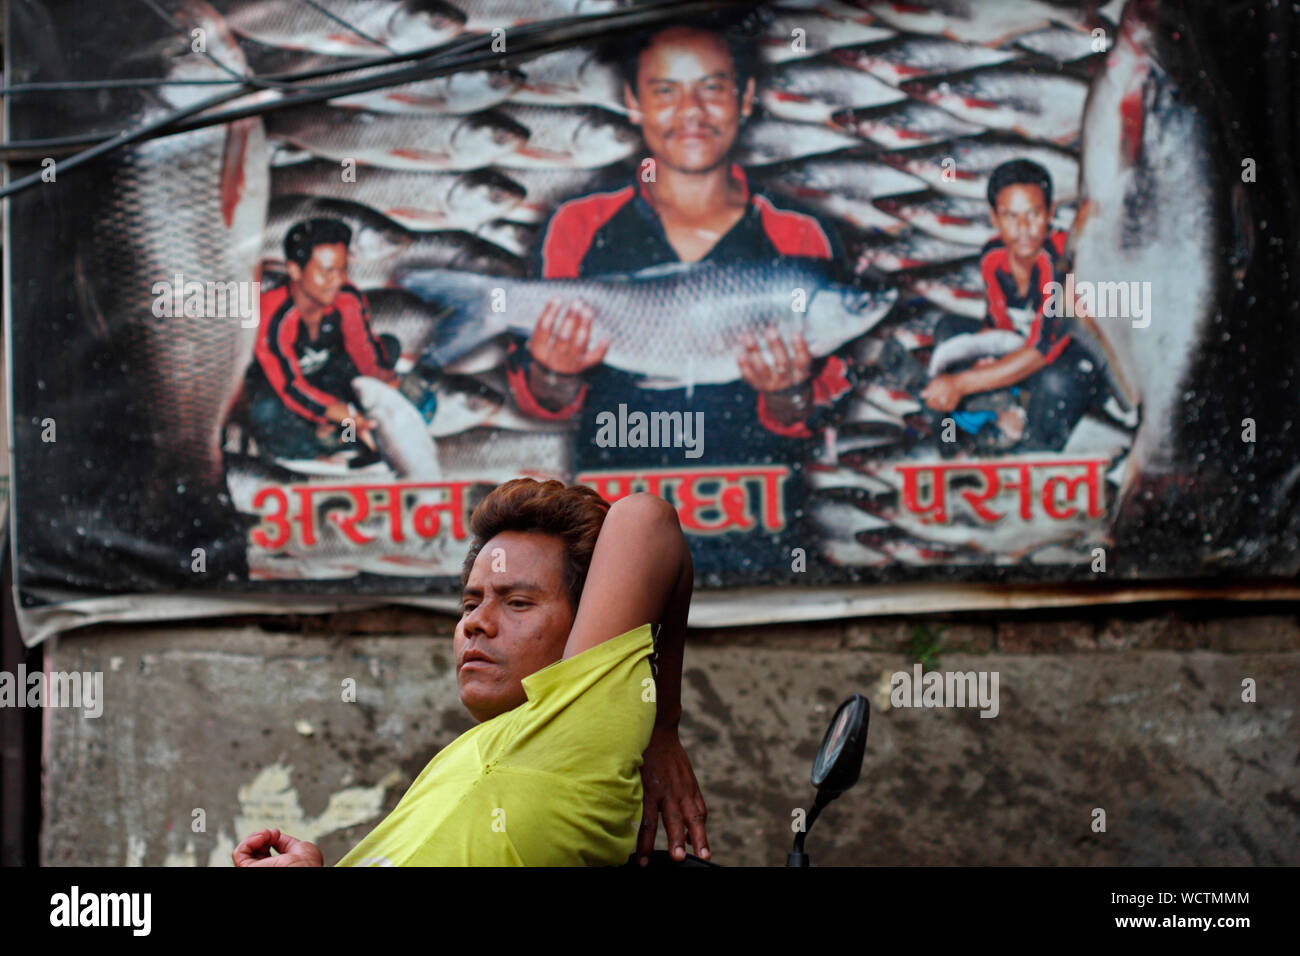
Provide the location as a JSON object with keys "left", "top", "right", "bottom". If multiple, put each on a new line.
{"left": 920, "top": 159, "right": 1106, "bottom": 453}
{"left": 245, "top": 218, "right": 401, "bottom": 460}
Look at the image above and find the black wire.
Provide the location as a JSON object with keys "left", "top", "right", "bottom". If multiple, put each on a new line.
{"left": 0, "top": 0, "right": 536, "bottom": 156}
{"left": 299, "top": 0, "right": 394, "bottom": 52}
{"left": 0, "top": 0, "right": 750, "bottom": 174}
{"left": 134, "top": 0, "right": 322, "bottom": 93}
{"left": 0, "top": 34, "right": 505, "bottom": 157}
{"left": 0, "top": 80, "right": 251, "bottom": 200}
{"left": 1, "top": 78, "right": 244, "bottom": 94}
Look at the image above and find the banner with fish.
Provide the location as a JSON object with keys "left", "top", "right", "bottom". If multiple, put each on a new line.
{"left": 5, "top": 0, "right": 1299, "bottom": 644}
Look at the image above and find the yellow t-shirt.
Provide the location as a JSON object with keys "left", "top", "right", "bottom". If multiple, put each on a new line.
{"left": 336, "top": 623, "right": 657, "bottom": 867}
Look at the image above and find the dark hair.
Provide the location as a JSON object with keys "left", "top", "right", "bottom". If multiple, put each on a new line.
{"left": 284, "top": 217, "right": 353, "bottom": 267}
{"left": 460, "top": 478, "right": 610, "bottom": 612}
{"left": 600, "top": 9, "right": 765, "bottom": 97}
{"left": 987, "top": 159, "right": 1053, "bottom": 209}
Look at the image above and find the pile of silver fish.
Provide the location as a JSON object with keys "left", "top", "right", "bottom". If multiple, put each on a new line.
{"left": 117, "top": 0, "right": 1189, "bottom": 577}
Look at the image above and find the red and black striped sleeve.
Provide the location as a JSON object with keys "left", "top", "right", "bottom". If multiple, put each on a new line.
{"left": 337, "top": 287, "right": 388, "bottom": 379}
{"left": 253, "top": 286, "right": 340, "bottom": 425}
{"left": 752, "top": 195, "right": 852, "bottom": 439}
{"left": 507, "top": 187, "right": 635, "bottom": 421}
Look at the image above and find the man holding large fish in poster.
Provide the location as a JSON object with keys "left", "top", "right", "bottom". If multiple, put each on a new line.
{"left": 403, "top": 9, "right": 897, "bottom": 580}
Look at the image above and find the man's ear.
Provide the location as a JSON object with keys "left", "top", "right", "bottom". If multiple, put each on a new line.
{"left": 623, "top": 82, "right": 643, "bottom": 125}
{"left": 286, "top": 261, "right": 302, "bottom": 283}
{"left": 740, "top": 75, "right": 755, "bottom": 119}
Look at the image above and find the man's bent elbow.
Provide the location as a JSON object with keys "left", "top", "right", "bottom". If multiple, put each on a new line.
{"left": 607, "top": 492, "right": 680, "bottom": 531}
{"left": 605, "top": 494, "right": 687, "bottom": 560}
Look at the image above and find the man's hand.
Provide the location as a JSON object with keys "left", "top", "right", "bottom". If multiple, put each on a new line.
{"left": 233, "top": 828, "right": 323, "bottom": 867}
{"left": 528, "top": 299, "right": 609, "bottom": 376}
{"left": 637, "top": 724, "right": 709, "bottom": 865}
{"left": 921, "top": 373, "right": 966, "bottom": 412}
{"left": 319, "top": 402, "right": 377, "bottom": 451}
{"left": 738, "top": 328, "right": 813, "bottom": 393}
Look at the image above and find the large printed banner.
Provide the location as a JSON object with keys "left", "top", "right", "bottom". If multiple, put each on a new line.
{"left": 6, "top": 0, "right": 1299, "bottom": 644}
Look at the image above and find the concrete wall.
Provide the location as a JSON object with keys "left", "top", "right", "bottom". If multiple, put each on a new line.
{"left": 39, "top": 603, "right": 1300, "bottom": 866}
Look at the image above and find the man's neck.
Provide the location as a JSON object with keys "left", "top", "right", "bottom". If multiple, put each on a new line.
{"left": 289, "top": 282, "right": 326, "bottom": 324}
{"left": 1006, "top": 248, "right": 1040, "bottom": 294}
{"left": 642, "top": 162, "right": 744, "bottom": 220}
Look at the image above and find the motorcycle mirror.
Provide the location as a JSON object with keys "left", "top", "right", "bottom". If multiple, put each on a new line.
{"left": 811, "top": 694, "right": 870, "bottom": 797}
{"left": 788, "top": 695, "right": 870, "bottom": 867}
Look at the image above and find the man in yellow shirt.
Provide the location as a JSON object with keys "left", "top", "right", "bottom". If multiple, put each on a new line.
{"left": 233, "top": 480, "right": 708, "bottom": 866}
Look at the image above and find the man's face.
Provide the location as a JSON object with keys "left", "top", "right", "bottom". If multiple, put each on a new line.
{"left": 991, "top": 184, "right": 1051, "bottom": 261}
{"left": 455, "top": 531, "right": 575, "bottom": 723}
{"left": 625, "top": 27, "right": 755, "bottom": 175}
{"left": 287, "top": 242, "right": 348, "bottom": 309}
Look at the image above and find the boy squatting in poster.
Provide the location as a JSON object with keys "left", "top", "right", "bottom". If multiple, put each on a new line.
{"left": 243, "top": 218, "right": 403, "bottom": 463}
{"left": 918, "top": 160, "right": 1108, "bottom": 456}
{"left": 233, "top": 480, "right": 709, "bottom": 866}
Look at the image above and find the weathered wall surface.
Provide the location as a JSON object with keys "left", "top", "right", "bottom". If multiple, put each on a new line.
{"left": 39, "top": 603, "right": 1300, "bottom": 866}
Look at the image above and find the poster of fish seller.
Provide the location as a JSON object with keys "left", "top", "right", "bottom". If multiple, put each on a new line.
{"left": 4, "top": 0, "right": 1299, "bottom": 642}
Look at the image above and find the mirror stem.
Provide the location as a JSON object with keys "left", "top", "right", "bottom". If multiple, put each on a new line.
{"left": 787, "top": 791, "right": 833, "bottom": 867}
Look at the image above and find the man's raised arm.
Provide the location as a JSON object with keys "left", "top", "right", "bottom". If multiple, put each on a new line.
{"left": 562, "top": 493, "right": 707, "bottom": 863}
{"left": 562, "top": 492, "right": 691, "bottom": 662}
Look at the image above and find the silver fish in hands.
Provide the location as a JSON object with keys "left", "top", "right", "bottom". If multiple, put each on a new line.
{"left": 399, "top": 260, "right": 899, "bottom": 387}
{"left": 927, "top": 330, "right": 1027, "bottom": 377}
{"left": 352, "top": 377, "right": 442, "bottom": 478}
